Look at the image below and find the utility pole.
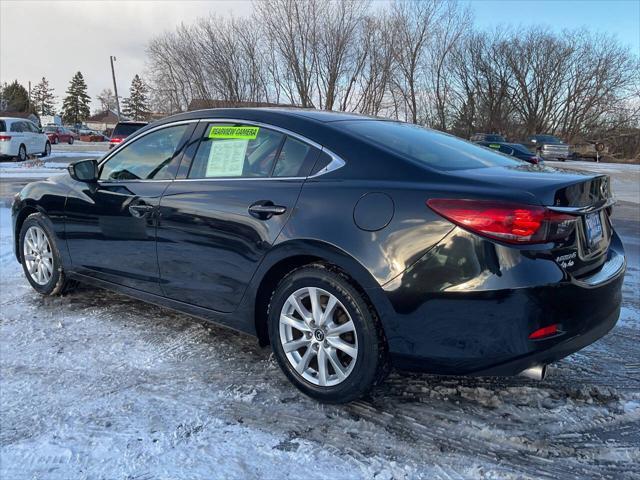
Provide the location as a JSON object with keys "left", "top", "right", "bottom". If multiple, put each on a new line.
{"left": 110, "top": 56, "right": 121, "bottom": 120}
{"left": 28, "top": 81, "right": 31, "bottom": 112}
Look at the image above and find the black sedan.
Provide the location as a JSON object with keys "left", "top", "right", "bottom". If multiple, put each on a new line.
{"left": 476, "top": 140, "right": 542, "bottom": 164}
{"left": 11, "top": 109, "right": 625, "bottom": 403}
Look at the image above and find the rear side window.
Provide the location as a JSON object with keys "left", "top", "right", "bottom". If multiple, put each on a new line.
{"left": 272, "top": 137, "right": 317, "bottom": 177}
{"left": 498, "top": 145, "right": 514, "bottom": 156}
{"left": 10, "top": 122, "right": 23, "bottom": 132}
{"left": 340, "top": 121, "right": 521, "bottom": 171}
{"left": 0, "top": 120, "right": 5, "bottom": 132}
{"left": 188, "top": 124, "right": 284, "bottom": 179}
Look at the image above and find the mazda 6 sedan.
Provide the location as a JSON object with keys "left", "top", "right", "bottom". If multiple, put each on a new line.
{"left": 11, "top": 108, "right": 625, "bottom": 403}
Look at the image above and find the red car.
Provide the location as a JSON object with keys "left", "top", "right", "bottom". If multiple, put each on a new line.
{"left": 44, "top": 125, "right": 75, "bottom": 144}
{"left": 109, "top": 121, "right": 147, "bottom": 149}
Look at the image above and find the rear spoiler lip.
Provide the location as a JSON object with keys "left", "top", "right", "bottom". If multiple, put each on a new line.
{"left": 547, "top": 197, "right": 616, "bottom": 215}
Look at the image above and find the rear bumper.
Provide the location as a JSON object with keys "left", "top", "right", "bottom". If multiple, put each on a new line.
{"left": 378, "top": 229, "right": 625, "bottom": 376}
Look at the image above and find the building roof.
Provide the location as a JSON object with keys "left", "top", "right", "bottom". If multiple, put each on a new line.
{"left": 87, "top": 109, "right": 123, "bottom": 123}
{"left": 187, "top": 99, "right": 294, "bottom": 111}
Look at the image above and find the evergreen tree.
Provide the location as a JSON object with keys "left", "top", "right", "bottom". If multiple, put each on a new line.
{"left": 0, "top": 80, "right": 30, "bottom": 111}
{"left": 31, "top": 77, "right": 56, "bottom": 116}
{"left": 122, "top": 75, "right": 150, "bottom": 121}
{"left": 61, "top": 72, "right": 91, "bottom": 124}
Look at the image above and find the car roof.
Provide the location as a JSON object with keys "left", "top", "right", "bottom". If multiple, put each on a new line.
{"left": 116, "top": 121, "right": 148, "bottom": 125}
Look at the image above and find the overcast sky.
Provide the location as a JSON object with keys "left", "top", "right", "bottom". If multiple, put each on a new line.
{"left": 1, "top": 0, "right": 638, "bottom": 113}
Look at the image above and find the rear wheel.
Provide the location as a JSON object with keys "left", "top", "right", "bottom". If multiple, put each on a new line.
{"left": 68, "top": 136, "right": 74, "bottom": 145}
{"left": 42, "top": 142, "right": 51, "bottom": 157}
{"left": 19, "top": 213, "right": 76, "bottom": 296}
{"left": 16, "top": 144, "right": 27, "bottom": 162}
{"left": 268, "top": 264, "right": 387, "bottom": 403}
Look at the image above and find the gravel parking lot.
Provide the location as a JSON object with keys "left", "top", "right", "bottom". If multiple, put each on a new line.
{"left": 1, "top": 156, "right": 638, "bottom": 479}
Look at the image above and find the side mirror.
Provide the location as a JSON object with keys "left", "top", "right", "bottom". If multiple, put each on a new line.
{"left": 68, "top": 159, "right": 99, "bottom": 182}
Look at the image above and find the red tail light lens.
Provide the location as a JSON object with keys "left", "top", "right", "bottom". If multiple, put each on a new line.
{"left": 529, "top": 324, "right": 559, "bottom": 339}
{"left": 0, "top": 135, "right": 11, "bottom": 141}
{"left": 110, "top": 137, "right": 122, "bottom": 143}
{"left": 427, "top": 199, "right": 576, "bottom": 244}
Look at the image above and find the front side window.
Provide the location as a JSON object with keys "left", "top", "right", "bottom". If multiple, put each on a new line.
{"left": 188, "top": 124, "right": 284, "bottom": 179}
{"left": 100, "top": 124, "right": 188, "bottom": 181}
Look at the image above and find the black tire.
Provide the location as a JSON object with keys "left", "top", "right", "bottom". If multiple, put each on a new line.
{"left": 68, "top": 136, "right": 74, "bottom": 145}
{"left": 19, "top": 213, "right": 76, "bottom": 296}
{"left": 268, "top": 264, "right": 387, "bottom": 403}
{"left": 42, "top": 142, "right": 51, "bottom": 157}
{"left": 53, "top": 136, "right": 59, "bottom": 144}
{"left": 16, "top": 144, "right": 27, "bottom": 162}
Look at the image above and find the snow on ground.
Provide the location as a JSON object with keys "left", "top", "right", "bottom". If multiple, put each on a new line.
{"left": 1, "top": 161, "right": 640, "bottom": 479}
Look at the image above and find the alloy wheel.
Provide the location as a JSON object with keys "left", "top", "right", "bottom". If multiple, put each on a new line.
{"left": 279, "top": 287, "right": 358, "bottom": 387}
{"left": 23, "top": 226, "right": 54, "bottom": 285}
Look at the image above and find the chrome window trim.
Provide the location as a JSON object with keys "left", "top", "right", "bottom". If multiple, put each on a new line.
{"left": 97, "top": 117, "right": 346, "bottom": 182}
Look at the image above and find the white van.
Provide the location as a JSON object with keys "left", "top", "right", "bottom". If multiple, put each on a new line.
{"left": 0, "top": 117, "right": 51, "bottom": 161}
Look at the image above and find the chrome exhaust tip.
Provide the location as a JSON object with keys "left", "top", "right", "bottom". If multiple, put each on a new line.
{"left": 519, "top": 364, "right": 547, "bottom": 381}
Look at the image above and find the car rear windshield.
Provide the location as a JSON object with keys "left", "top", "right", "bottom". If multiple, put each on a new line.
{"left": 485, "top": 134, "right": 506, "bottom": 142}
{"left": 341, "top": 120, "right": 521, "bottom": 170}
{"left": 533, "top": 135, "right": 562, "bottom": 144}
{"left": 112, "top": 123, "right": 146, "bottom": 137}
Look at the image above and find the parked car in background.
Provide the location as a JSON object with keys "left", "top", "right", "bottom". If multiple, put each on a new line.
{"left": 571, "top": 140, "right": 607, "bottom": 162}
{"left": 109, "top": 121, "right": 148, "bottom": 149}
{"left": 78, "top": 127, "right": 103, "bottom": 136}
{"left": 523, "top": 135, "right": 570, "bottom": 161}
{"left": 470, "top": 133, "right": 507, "bottom": 143}
{"left": 478, "top": 141, "right": 542, "bottom": 165}
{"left": 0, "top": 117, "right": 51, "bottom": 161}
{"left": 44, "top": 125, "right": 75, "bottom": 144}
{"left": 11, "top": 109, "right": 624, "bottom": 403}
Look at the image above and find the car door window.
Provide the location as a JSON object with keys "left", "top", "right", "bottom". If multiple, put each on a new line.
{"left": 272, "top": 136, "right": 317, "bottom": 177}
{"left": 10, "top": 122, "right": 23, "bottom": 132}
{"left": 499, "top": 145, "right": 514, "bottom": 156}
{"left": 188, "top": 123, "right": 284, "bottom": 179}
{"left": 100, "top": 124, "right": 189, "bottom": 181}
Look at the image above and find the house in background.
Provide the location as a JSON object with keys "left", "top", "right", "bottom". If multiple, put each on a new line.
{"left": 86, "top": 109, "right": 125, "bottom": 135}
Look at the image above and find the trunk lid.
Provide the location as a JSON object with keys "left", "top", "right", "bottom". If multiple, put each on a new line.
{"left": 445, "top": 164, "right": 614, "bottom": 277}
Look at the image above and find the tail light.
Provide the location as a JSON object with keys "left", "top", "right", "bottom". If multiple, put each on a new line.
{"left": 529, "top": 324, "right": 560, "bottom": 339}
{"left": 110, "top": 137, "right": 123, "bottom": 144}
{"left": 427, "top": 199, "right": 576, "bottom": 244}
{"left": 529, "top": 156, "right": 540, "bottom": 164}
{"left": 0, "top": 135, "right": 11, "bottom": 141}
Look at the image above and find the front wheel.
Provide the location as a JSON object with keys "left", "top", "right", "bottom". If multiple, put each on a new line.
{"left": 268, "top": 264, "right": 387, "bottom": 403}
{"left": 19, "top": 213, "right": 75, "bottom": 295}
{"left": 68, "top": 136, "right": 74, "bottom": 145}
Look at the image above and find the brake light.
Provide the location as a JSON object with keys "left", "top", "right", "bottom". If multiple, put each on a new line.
{"left": 0, "top": 135, "right": 11, "bottom": 141}
{"left": 110, "top": 137, "right": 122, "bottom": 143}
{"left": 426, "top": 199, "right": 576, "bottom": 244}
{"left": 529, "top": 324, "right": 559, "bottom": 339}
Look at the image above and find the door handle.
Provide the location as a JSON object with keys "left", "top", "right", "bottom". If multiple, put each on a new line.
{"left": 129, "top": 203, "right": 155, "bottom": 218}
{"left": 248, "top": 201, "right": 287, "bottom": 219}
